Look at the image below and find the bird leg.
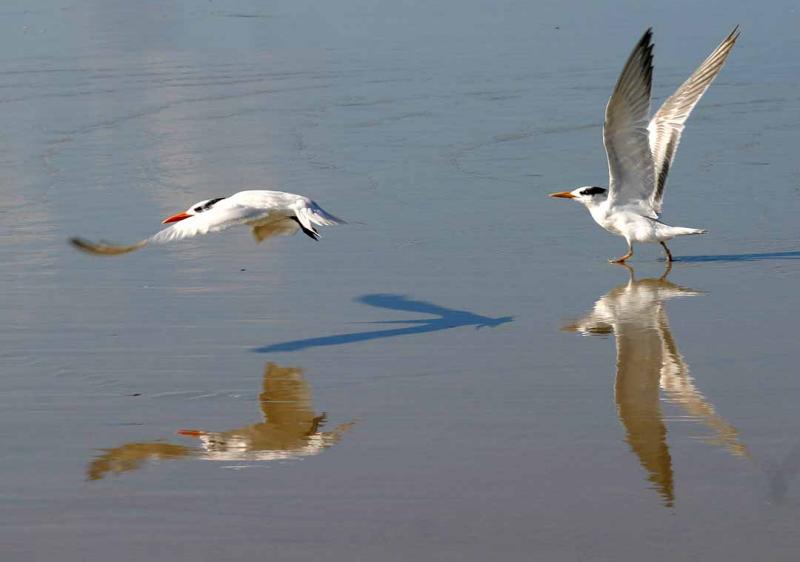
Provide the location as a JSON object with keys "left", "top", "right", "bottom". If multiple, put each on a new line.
{"left": 609, "top": 243, "right": 633, "bottom": 264}
{"left": 660, "top": 241, "right": 674, "bottom": 262}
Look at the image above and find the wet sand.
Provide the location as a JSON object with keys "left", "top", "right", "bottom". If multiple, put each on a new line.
{"left": 2, "top": 1, "right": 800, "bottom": 560}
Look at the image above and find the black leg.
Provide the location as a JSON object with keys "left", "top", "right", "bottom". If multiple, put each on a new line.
{"left": 660, "top": 241, "right": 673, "bottom": 262}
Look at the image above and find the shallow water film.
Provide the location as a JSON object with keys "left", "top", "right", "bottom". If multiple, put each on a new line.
{"left": 2, "top": 1, "right": 800, "bottom": 561}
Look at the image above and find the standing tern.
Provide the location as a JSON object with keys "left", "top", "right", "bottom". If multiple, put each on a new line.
{"left": 70, "top": 190, "right": 345, "bottom": 255}
{"left": 550, "top": 27, "right": 740, "bottom": 263}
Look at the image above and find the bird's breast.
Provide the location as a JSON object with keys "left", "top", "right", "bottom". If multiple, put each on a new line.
{"left": 589, "top": 206, "right": 622, "bottom": 236}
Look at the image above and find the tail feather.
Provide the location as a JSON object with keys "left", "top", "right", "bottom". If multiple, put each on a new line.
{"left": 665, "top": 226, "right": 708, "bottom": 238}
{"left": 307, "top": 201, "right": 346, "bottom": 226}
{"left": 677, "top": 227, "right": 707, "bottom": 236}
{"left": 292, "top": 201, "right": 345, "bottom": 241}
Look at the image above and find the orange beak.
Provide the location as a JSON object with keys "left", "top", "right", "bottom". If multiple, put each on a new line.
{"left": 177, "top": 429, "right": 206, "bottom": 437}
{"left": 162, "top": 211, "right": 191, "bottom": 224}
{"left": 549, "top": 191, "right": 576, "bottom": 199}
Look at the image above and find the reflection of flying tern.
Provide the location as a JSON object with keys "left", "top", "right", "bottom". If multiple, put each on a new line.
{"left": 564, "top": 265, "right": 748, "bottom": 506}
{"left": 71, "top": 190, "right": 345, "bottom": 255}
{"left": 550, "top": 27, "right": 739, "bottom": 263}
{"left": 88, "top": 363, "right": 353, "bottom": 480}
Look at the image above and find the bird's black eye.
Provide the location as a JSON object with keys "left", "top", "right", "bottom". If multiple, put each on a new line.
{"left": 580, "top": 186, "right": 606, "bottom": 196}
{"left": 193, "top": 206, "right": 203, "bottom": 213}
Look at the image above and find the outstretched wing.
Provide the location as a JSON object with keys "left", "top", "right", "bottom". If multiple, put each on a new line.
{"left": 604, "top": 28, "right": 656, "bottom": 215}
{"left": 648, "top": 26, "right": 739, "bottom": 214}
{"left": 149, "top": 201, "right": 265, "bottom": 244}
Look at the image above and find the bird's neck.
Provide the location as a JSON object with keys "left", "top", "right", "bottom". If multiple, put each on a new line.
{"left": 586, "top": 199, "right": 611, "bottom": 223}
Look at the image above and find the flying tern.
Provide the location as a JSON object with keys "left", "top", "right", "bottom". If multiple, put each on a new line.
{"left": 70, "top": 190, "right": 345, "bottom": 255}
{"left": 550, "top": 27, "right": 740, "bottom": 263}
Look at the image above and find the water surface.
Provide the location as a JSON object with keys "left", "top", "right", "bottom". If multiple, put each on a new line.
{"left": 2, "top": 1, "right": 800, "bottom": 560}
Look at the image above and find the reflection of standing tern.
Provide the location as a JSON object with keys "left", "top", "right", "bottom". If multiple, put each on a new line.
{"left": 564, "top": 265, "right": 748, "bottom": 505}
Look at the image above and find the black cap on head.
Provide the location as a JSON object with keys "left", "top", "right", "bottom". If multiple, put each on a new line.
{"left": 580, "top": 186, "right": 607, "bottom": 196}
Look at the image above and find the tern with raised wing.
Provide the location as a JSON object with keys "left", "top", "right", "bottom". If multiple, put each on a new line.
{"left": 550, "top": 27, "right": 739, "bottom": 263}
{"left": 70, "top": 190, "right": 345, "bottom": 255}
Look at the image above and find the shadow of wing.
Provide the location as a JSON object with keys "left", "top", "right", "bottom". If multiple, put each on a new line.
{"left": 356, "top": 294, "right": 456, "bottom": 317}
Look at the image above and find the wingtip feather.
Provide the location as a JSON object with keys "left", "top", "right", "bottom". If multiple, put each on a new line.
{"left": 69, "top": 237, "right": 148, "bottom": 256}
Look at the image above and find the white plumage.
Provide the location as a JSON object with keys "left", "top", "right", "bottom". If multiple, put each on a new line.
{"left": 550, "top": 27, "right": 740, "bottom": 263}
{"left": 71, "top": 190, "right": 345, "bottom": 256}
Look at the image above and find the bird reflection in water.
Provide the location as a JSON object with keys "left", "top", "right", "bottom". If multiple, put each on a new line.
{"left": 563, "top": 264, "right": 748, "bottom": 506}
{"left": 88, "top": 363, "right": 353, "bottom": 480}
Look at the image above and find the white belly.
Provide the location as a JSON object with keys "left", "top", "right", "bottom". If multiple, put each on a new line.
{"left": 592, "top": 209, "right": 662, "bottom": 244}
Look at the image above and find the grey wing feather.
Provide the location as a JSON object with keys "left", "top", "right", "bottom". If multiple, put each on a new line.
{"left": 648, "top": 26, "right": 739, "bottom": 214}
{"left": 604, "top": 28, "right": 656, "bottom": 215}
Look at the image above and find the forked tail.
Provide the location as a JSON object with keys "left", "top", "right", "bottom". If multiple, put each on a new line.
{"left": 307, "top": 201, "right": 347, "bottom": 226}
{"left": 675, "top": 227, "right": 707, "bottom": 236}
{"left": 293, "top": 201, "right": 347, "bottom": 241}
{"left": 663, "top": 226, "right": 708, "bottom": 238}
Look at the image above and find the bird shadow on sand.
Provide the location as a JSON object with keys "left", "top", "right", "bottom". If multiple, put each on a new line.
{"left": 672, "top": 250, "right": 800, "bottom": 263}
{"left": 254, "top": 294, "right": 513, "bottom": 353}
